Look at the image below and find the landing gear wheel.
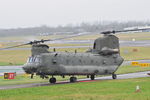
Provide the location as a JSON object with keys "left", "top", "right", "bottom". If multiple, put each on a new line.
{"left": 90, "top": 75, "right": 95, "bottom": 80}
{"left": 70, "top": 77, "right": 77, "bottom": 83}
{"left": 49, "top": 77, "right": 56, "bottom": 83}
{"left": 87, "top": 75, "right": 89, "bottom": 78}
{"left": 112, "top": 74, "right": 117, "bottom": 79}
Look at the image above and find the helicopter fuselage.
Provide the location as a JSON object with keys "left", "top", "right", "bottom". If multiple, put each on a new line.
{"left": 23, "top": 52, "right": 123, "bottom": 76}
{"left": 22, "top": 34, "right": 124, "bottom": 83}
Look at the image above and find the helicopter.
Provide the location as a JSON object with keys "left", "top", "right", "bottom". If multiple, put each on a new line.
{"left": 0, "top": 28, "right": 149, "bottom": 83}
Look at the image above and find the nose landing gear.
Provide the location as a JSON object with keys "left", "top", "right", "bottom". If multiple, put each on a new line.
{"left": 49, "top": 77, "right": 56, "bottom": 83}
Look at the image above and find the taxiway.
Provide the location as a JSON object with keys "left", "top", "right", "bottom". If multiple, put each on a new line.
{"left": 0, "top": 71, "right": 149, "bottom": 90}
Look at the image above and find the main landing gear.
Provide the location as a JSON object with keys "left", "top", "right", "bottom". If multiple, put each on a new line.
{"left": 49, "top": 76, "right": 77, "bottom": 83}
{"left": 49, "top": 74, "right": 117, "bottom": 83}
{"left": 90, "top": 75, "right": 95, "bottom": 80}
{"left": 112, "top": 73, "right": 117, "bottom": 79}
{"left": 70, "top": 77, "right": 77, "bottom": 83}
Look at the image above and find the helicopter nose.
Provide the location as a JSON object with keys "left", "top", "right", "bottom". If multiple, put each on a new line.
{"left": 22, "top": 63, "right": 39, "bottom": 74}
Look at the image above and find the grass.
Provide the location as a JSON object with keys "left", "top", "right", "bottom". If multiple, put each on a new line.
{"left": 1, "top": 32, "right": 150, "bottom": 47}
{"left": 0, "top": 75, "right": 87, "bottom": 86}
{"left": 0, "top": 32, "right": 150, "bottom": 100}
{"left": 0, "top": 46, "right": 150, "bottom": 66}
{"left": 0, "top": 47, "right": 89, "bottom": 66}
{"left": 0, "top": 75, "right": 47, "bottom": 86}
{"left": 116, "top": 65, "right": 150, "bottom": 74}
{"left": 0, "top": 50, "right": 31, "bottom": 66}
{"left": 120, "top": 47, "right": 150, "bottom": 60}
{"left": 0, "top": 64, "right": 150, "bottom": 86}
{"left": 38, "top": 32, "right": 150, "bottom": 41}
{"left": 116, "top": 32, "right": 150, "bottom": 41}
{"left": 39, "top": 32, "right": 150, "bottom": 41}
{"left": 0, "top": 42, "right": 91, "bottom": 48}
{"left": 0, "top": 77, "right": 150, "bottom": 100}
{"left": 0, "top": 32, "right": 150, "bottom": 66}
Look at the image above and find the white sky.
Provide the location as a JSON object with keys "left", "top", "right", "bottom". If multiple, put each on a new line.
{"left": 0, "top": 0, "right": 149, "bottom": 28}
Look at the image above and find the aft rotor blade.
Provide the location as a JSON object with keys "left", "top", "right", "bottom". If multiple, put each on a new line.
{"left": 115, "top": 28, "right": 150, "bottom": 33}
{"left": 101, "top": 28, "right": 150, "bottom": 34}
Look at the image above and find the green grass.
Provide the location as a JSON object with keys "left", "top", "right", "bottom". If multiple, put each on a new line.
{"left": 0, "top": 75, "right": 47, "bottom": 86}
{"left": 116, "top": 32, "right": 150, "bottom": 41}
{"left": 39, "top": 32, "right": 150, "bottom": 41}
{"left": 120, "top": 47, "right": 150, "bottom": 60}
{"left": 0, "top": 48, "right": 89, "bottom": 66}
{"left": 0, "top": 62, "right": 15, "bottom": 66}
{"left": 116, "top": 65, "right": 150, "bottom": 74}
{"left": 0, "top": 50, "right": 31, "bottom": 66}
{"left": 1, "top": 32, "right": 150, "bottom": 48}
{"left": 0, "top": 32, "right": 150, "bottom": 66}
{"left": 0, "top": 77, "right": 150, "bottom": 100}
{"left": 0, "top": 64, "right": 150, "bottom": 86}
{"left": 0, "top": 74, "right": 87, "bottom": 86}
{"left": 1, "top": 42, "right": 91, "bottom": 49}
{"left": 0, "top": 46, "right": 150, "bottom": 66}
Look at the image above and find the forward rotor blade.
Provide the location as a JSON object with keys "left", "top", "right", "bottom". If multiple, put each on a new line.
{"left": 0, "top": 32, "right": 91, "bottom": 50}
{"left": 40, "top": 32, "right": 92, "bottom": 42}
{"left": 0, "top": 43, "right": 29, "bottom": 50}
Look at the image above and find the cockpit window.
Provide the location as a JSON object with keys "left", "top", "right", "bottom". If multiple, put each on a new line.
{"left": 35, "top": 57, "right": 40, "bottom": 62}
{"left": 27, "top": 57, "right": 40, "bottom": 63}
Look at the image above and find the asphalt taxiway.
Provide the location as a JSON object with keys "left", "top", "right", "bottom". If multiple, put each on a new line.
{"left": 0, "top": 71, "right": 149, "bottom": 90}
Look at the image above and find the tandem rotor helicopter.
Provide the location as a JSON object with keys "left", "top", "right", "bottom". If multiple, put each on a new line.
{"left": 0, "top": 28, "right": 149, "bottom": 83}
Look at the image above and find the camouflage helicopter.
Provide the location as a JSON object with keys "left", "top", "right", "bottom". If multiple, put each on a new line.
{"left": 0, "top": 28, "right": 148, "bottom": 83}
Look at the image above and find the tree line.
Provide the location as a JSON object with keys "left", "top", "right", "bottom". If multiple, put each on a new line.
{"left": 0, "top": 21, "right": 149, "bottom": 37}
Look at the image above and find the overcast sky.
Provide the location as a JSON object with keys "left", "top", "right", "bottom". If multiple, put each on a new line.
{"left": 0, "top": 0, "right": 150, "bottom": 29}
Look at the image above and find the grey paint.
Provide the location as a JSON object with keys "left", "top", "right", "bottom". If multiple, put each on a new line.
{"left": 23, "top": 34, "right": 124, "bottom": 76}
